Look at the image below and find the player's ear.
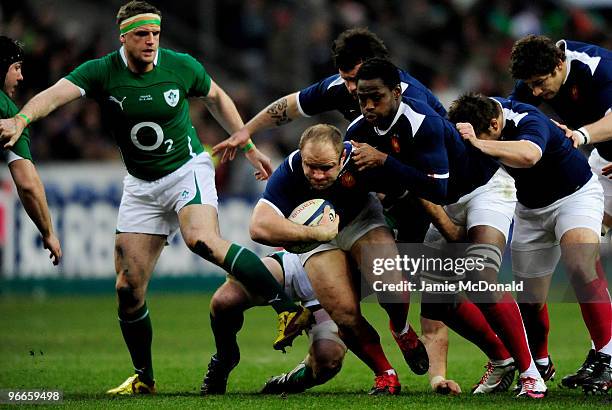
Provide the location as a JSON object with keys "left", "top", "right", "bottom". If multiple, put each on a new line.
{"left": 393, "top": 85, "right": 401, "bottom": 100}
{"left": 119, "top": 34, "right": 126, "bottom": 44}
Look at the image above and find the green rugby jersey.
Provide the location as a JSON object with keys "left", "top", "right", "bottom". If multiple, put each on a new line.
{"left": 0, "top": 90, "right": 32, "bottom": 162}
{"left": 65, "top": 47, "right": 212, "bottom": 180}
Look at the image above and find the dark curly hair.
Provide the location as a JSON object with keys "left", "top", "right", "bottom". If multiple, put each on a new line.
{"left": 331, "top": 28, "right": 389, "bottom": 71}
{"left": 355, "top": 58, "right": 399, "bottom": 90}
{"left": 510, "top": 35, "right": 564, "bottom": 80}
{"left": 448, "top": 93, "right": 500, "bottom": 136}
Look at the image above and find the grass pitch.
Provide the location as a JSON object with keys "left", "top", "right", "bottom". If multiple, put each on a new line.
{"left": 0, "top": 293, "right": 610, "bottom": 408}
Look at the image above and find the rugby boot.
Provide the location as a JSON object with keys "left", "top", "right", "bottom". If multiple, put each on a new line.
{"left": 261, "top": 361, "right": 308, "bottom": 394}
{"left": 472, "top": 359, "right": 516, "bottom": 394}
{"left": 561, "top": 349, "right": 596, "bottom": 389}
{"left": 391, "top": 322, "right": 429, "bottom": 375}
{"left": 273, "top": 306, "right": 314, "bottom": 352}
{"left": 368, "top": 371, "right": 401, "bottom": 395}
{"left": 200, "top": 353, "right": 239, "bottom": 395}
{"left": 582, "top": 352, "right": 612, "bottom": 394}
{"left": 516, "top": 375, "right": 547, "bottom": 399}
{"left": 106, "top": 374, "right": 156, "bottom": 395}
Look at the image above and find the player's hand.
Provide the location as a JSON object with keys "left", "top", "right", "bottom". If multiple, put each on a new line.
{"left": 602, "top": 163, "right": 612, "bottom": 179}
{"left": 432, "top": 378, "right": 462, "bottom": 395}
{"left": 351, "top": 140, "right": 387, "bottom": 171}
{"left": 0, "top": 116, "right": 26, "bottom": 148}
{"left": 42, "top": 233, "right": 62, "bottom": 266}
{"left": 245, "top": 146, "right": 273, "bottom": 181}
{"left": 551, "top": 119, "right": 581, "bottom": 147}
{"left": 212, "top": 127, "right": 251, "bottom": 163}
{"left": 455, "top": 122, "right": 480, "bottom": 148}
{"left": 314, "top": 206, "right": 340, "bottom": 242}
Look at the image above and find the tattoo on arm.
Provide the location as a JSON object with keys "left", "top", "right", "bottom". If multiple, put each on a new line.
{"left": 267, "top": 98, "right": 292, "bottom": 126}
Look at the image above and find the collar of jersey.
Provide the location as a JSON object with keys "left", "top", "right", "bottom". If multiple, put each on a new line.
{"left": 119, "top": 46, "right": 159, "bottom": 68}
{"left": 556, "top": 39, "right": 571, "bottom": 85}
{"left": 490, "top": 97, "right": 506, "bottom": 130}
{"left": 374, "top": 101, "right": 407, "bottom": 136}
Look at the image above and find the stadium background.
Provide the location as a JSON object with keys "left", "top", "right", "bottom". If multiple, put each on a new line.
{"left": 1, "top": 0, "right": 612, "bottom": 407}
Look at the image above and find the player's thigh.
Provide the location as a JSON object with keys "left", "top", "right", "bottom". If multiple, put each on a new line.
{"left": 305, "top": 250, "right": 359, "bottom": 317}
{"left": 178, "top": 203, "right": 231, "bottom": 262}
{"left": 114, "top": 232, "right": 167, "bottom": 289}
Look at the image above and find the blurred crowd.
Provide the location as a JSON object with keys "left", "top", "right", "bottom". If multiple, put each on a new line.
{"left": 1, "top": 0, "right": 611, "bottom": 195}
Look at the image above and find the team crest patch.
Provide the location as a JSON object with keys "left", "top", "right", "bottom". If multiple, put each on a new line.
{"left": 163, "top": 89, "right": 180, "bottom": 107}
{"left": 340, "top": 171, "right": 356, "bottom": 188}
{"left": 570, "top": 85, "right": 579, "bottom": 101}
{"left": 391, "top": 134, "right": 401, "bottom": 153}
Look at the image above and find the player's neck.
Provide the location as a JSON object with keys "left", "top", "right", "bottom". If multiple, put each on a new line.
{"left": 127, "top": 57, "right": 154, "bottom": 74}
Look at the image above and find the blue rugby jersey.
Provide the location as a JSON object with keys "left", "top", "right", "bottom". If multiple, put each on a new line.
{"left": 297, "top": 68, "right": 447, "bottom": 121}
{"left": 493, "top": 97, "right": 592, "bottom": 208}
{"left": 345, "top": 97, "right": 499, "bottom": 205}
{"left": 510, "top": 40, "right": 612, "bottom": 160}
{"left": 261, "top": 142, "right": 377, "bottom": 229}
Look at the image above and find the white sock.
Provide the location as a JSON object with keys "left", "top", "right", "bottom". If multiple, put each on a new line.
{"left": 535, "top": 357, "right": 549, "bottom": 367}
{"left": 392, "top": 323, "right": 410, "bottom": 337}
{"left": 491, "top": 357, "right": 514, "bottom": 366}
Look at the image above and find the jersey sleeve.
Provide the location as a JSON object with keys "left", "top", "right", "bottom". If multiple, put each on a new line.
{"left": 183, "top": 54, "right": 212, "bottom": 97}
{"left": 507, "top": 113, "right": 549, "bottom": 153}
{"left": 297, "top": 76, "right": 343, "bottom": 116}
{"left": 261, "top": 157, "right": 299, "bottom": 216}
{"left": 64, "top": 58, "right": 105, "bottom": 95}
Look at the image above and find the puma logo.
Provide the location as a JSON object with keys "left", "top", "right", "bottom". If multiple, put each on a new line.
{"left": 268, "top": 294, "right": 282, "bottom": 304}
{"left": 109, "top": 95, "right": 127, "bottom": 111}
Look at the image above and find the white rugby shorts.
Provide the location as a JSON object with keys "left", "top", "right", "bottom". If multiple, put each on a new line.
{"left": 116, "top": 153, "right": 218, "bottom": 239}
{"left": 425, "top": 167, "right": 517, "bottom": 244}
{"left": 588, "top": 148, "right": 612, "bottom": 215}
{"left": 512, "top": 174, "right": 604, "bottom": 277}
{"left": 298, "top": 193, "right": 388, "bottom": 265}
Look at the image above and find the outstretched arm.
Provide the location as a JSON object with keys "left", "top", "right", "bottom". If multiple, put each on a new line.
{"left": 204, "top": 80, "right": 273, "bottom": 178}
{"left": 9, "top": 159, "right": 62, "bottom": 265}
{"left": 0, "top": 78, "right": 82, "bottom": 148}
{"left": 212, "top": 93, "right": 302, "bottom": 161}
{"left": 419, "top": 198, "right": 466, "bottom": 242}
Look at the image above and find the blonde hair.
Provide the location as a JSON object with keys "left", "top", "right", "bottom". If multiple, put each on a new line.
{"left": 299, "top": 124, "right": 343, "bottom": 156}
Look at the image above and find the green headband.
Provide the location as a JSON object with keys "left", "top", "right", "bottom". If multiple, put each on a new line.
{"left": 119, "top": 13, "right": 161, "bottom": 35}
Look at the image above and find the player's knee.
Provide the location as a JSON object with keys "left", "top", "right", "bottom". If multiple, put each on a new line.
{"left": 116, "top": 284, "right": 143, "bottom": 309}
{"left": 329, "top": 307, "right": 360, "bottom": 329}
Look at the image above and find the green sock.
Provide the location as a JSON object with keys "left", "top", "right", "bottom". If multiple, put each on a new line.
{"left": 222, "top": 244, "right": 298, "bottom": 314}
{"left": 118, "top": 302, "right": 154, "bottom": 384}
{"left": 287, "top": 363, "right": 316, "bottom": 390}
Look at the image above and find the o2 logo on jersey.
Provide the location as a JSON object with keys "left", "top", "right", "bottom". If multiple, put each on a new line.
{"left": 164, "top": 89, "right": 180, "bottom": 107}
{"left": 390, "top": 134, "right": 401, "bottom": 153}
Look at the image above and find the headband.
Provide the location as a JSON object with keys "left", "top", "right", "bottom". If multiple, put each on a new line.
{"left": 119, "top": 13, "right": 161, "bottom": 35}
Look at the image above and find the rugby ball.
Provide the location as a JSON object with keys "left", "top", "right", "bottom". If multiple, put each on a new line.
{"left": 285, "top": 199, "right": 336, "bottom": 253}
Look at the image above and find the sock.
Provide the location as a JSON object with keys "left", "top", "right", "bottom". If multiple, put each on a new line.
{"left": 444, "top": 300, "right": 512, "bottom": 361}
{"left": 476, "top": 292, "right": 537, "bottom": 376}
{"left": 222, "top": 244, "right": 297, "bottom": 313}
{"left": 391, "top": 322, "right": 410, "bottom": 337}
{"left": 286, "top": 363, "right": 316, "bottom": 390}
{"left": 535, "top": 357, "right": 549, "bottom": 367}
{"left": 519, "top": 303, "right": 550, "bottom": 361}
{"left": 210, "top": 312, "right": 241, "bottom": 365}
{"left": 119, "top": 302, "right": 154, "bottom": 384}
{"left": 383, "top": 302, "right": 409, "bottom": 335}
{"left": 575, "top": 277, "right": 612, "bottom": 353}
{"left": 341, "top": 319, "right": 393, "bottom": 375}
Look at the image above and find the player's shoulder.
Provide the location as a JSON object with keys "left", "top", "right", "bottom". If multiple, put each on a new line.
{"left": 346, "top": 113, "right": 367, "bottom": 134}
{"left": 158, "top": 48, "right": 203, "bottom": 71}
{"left": 495, "top": 97, "right": 544, "bottom": 127}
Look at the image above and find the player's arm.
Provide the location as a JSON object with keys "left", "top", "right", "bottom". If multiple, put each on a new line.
{"left": 418, "top": 198, "right": 466, "bottom": 242}
{"left": 456, "top": 122, "right": 542, "bottom": 168}
{"left": 571, "top": 111, "right": 612, "bottom": 146}
{"left": 204, "top": 80, "right": 273, "bottom": 178}
{"left": 9, "top": 159, "right": 62, "bottom": 265}
{"left": 0, "top": 78, "right": 81, "bottom": 148}
{"left": 212, "top": 93, "right": 301, "bottom": 159}
{"left": 249, "top": 200, "right": 339, "bottom": 247}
